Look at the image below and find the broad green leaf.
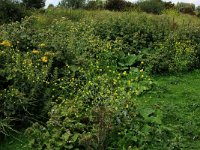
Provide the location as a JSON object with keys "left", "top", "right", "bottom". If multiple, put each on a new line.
{"left": 71, "top": 133, "right": 79, "bottom": 142}
{"left": 61, "top": 132, "right": 70, "bottom": 141}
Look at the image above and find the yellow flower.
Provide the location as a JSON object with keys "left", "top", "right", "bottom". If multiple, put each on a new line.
{"left": 32, "top": 49, "right": 40, "bottom": 54}
{"left": 39, "top": 43, "right": 46, "bottom": 47}
{"left": 0, "top": 40, "right": 11, "bottom": 47}
{"left": 41, "top": 56, "right": 48, "bottom": 63}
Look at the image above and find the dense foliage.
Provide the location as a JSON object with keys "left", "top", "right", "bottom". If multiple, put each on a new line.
{"left": 85, "top": 0, "right": 104, "bottom": 10}
{"left": 196, "top": 6, "right": 200, "bottom": 17}
{"left": 136, "top": 0, "right": 165, "bottom": 14}
{"left": 58, "top": 0, "right": 86, "bottom": 9}
{"left": 176, "top": 2, "right": 196, "bottom": 15}
{"left": 22, "top": 0, "right": 46, "bottom": 9}
{"left": 1, "top": 9, "right": 200, "bottom": 149}
{"left": 0, "top": 0, "right": 27, "bottom": 24}
{"left": 105, "top": 0, "right": 133, "bottom": 11}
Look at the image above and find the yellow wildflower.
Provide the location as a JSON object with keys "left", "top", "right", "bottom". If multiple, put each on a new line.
{"left": 0, "top": 40, "right": 11, "bottom": 47}
{"left": 41, "top": 56, "right": 48, "bottom": 63}
{"left": 39, "top": 43, "right": 46, "bottom": 47}
{"left": 140, "top": 69, "right": 144, "bottom": 73}
{"left": 32, "top": 49, "right": 40, "bottom": 54}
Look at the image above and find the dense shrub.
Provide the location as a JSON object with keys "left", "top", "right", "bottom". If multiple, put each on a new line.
{"left": 26, "top": 76, "right": 176, "bottom": 149}
{"left": 137, "top": 0, "right": 165, "bottom": 14}
{"left": 58, "top": 0, "right": 86, "bottom": 9}
{"left": 22, "top": 0, "right": 45, "bottom": 9}
{"left": 47, "top": 4, "right": 54, "bottom": 9}
{"left": 176, "top": 2, "right": 195, "bottom": 15}
{"left": 105, "top": 0, "right": 133, "bottom": 11}
{"left": 0, "top": 39, "right": 56, "bottom": 131}
{"left": 145, "top": 39, "right": 198, "bottom": 73}
{"left": 0, "top": 17, "right": 77, "bottom": 137}
{"left": 85, "top": 0, "right": 104, "bottom": 10}
{"left": 0, "top": 0, "right": 28, "bottom": 24}
{"left": 94, "top": 12, "right": 200, "bottom": 74}
{"left": 163, "top": 1, "right": 175, "bottom": 9}
{"left": 196, "top": 6, "right": 200, "bottom": 17}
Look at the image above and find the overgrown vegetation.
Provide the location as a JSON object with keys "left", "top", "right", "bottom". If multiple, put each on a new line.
{"left": 22, "top": 0, "right": 46, "bottom": 9}
{"left": 0, "top": 0, "right": 28, "bottom": 24}
{"left": 1, "top": 3, "right": 200, "bottom": 150}
{"left": 1, "top": 0, "right": 200, "bottom": 25}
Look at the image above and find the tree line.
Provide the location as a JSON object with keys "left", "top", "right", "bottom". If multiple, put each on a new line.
{"left": 1, "top": 0, "right": 200, "bottom": 24}
{"left": 57, "top": 0, "right": 200, "bottom": 15}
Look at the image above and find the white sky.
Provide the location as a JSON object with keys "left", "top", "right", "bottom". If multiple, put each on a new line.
{"left": 45, "top": 0, "right": 200, "bottom": 7}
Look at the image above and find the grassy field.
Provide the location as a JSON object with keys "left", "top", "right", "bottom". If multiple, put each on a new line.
{"left": 136, "top": 70, "right": 200, "bottom": 149}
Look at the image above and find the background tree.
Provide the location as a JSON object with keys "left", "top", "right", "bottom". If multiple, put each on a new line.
{"left": 105, "top": 0, "right": 133, "bottom": 11}
{"left": 176, "top": 2, "right": 195, "bottom": 15}
{"left": 0, "top": 0, "right": 27, "bottom": 24}
{"left": 86, "top": 0, "right": 104, "bottom": 10}
{"left": 47, "top": 3, "right": 54, "bottom": 8}
{"left": 163, "top": 1, "right": 174, "bottom": 9}
{"left": 58, "top": 0, "right": 86, "bottom": 9}
{"left": 196, "top": 6, "right": 200, "bottom": 17}
{"left": 22, "top": 0, "right": 45, "bottom": 9}
{"left": 197, "top": 6, "right": 200, "bottom": 11}
{"left": 137, "top": 0, "right": 165, "bottom": 14}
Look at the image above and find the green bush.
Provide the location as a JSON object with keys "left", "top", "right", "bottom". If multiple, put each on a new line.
{"left": 176, "top": 2, "right": 195, "bottom": 15}
{"left": 22, "top": 0, "right": 45, "bottom": 9}
{"left": 0, "top": 39, "right": 56, "bottom": 131}
{"left": 0, "top": 0, "right": 28, "bottom": 24}
{"left": 137, "top": 0, "right": 165, "bottom": 14}
{"left": 105, "top": 0, "right": 133, "bottom": 11}
{"left": 146, "top": 40, "right": 197, "bottom": 73}
{"left": 58, "top": 0, "right": 86, "bottom": 9}
{"left": 163, "top": 1, "right": 174, "bottom": 9}
{"left": 197, "top": 6, "right": 200, "bottom": 17}
{"left": 85, "top": 0, "right": 104, "bottom": 10}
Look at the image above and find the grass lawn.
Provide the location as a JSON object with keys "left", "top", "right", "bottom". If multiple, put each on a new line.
{"left": 0, "top": 132, "right": 29, "bottom": 150}
{"left": 136, "top": 70, "right": 200, "bottom": 149}
{"left": 1, "top": 70, "right": 200, "bottom": 150}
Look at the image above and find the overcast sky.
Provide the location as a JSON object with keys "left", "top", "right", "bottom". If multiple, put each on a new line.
{"left": 45, "top": 0, "right": 200, "bottom": 7}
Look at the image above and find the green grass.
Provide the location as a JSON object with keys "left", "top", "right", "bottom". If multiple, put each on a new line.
{"left": 1, "top": 70, "right": 200, "bottom": 149}
{"left": 0, "top": 132, "right": 29, "bottom": 150}
{"left": 138, "top": 70, "right": 200, "bottom": 106}
{"left": 136, "top": 70, "right": 200, "bottom": 149}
